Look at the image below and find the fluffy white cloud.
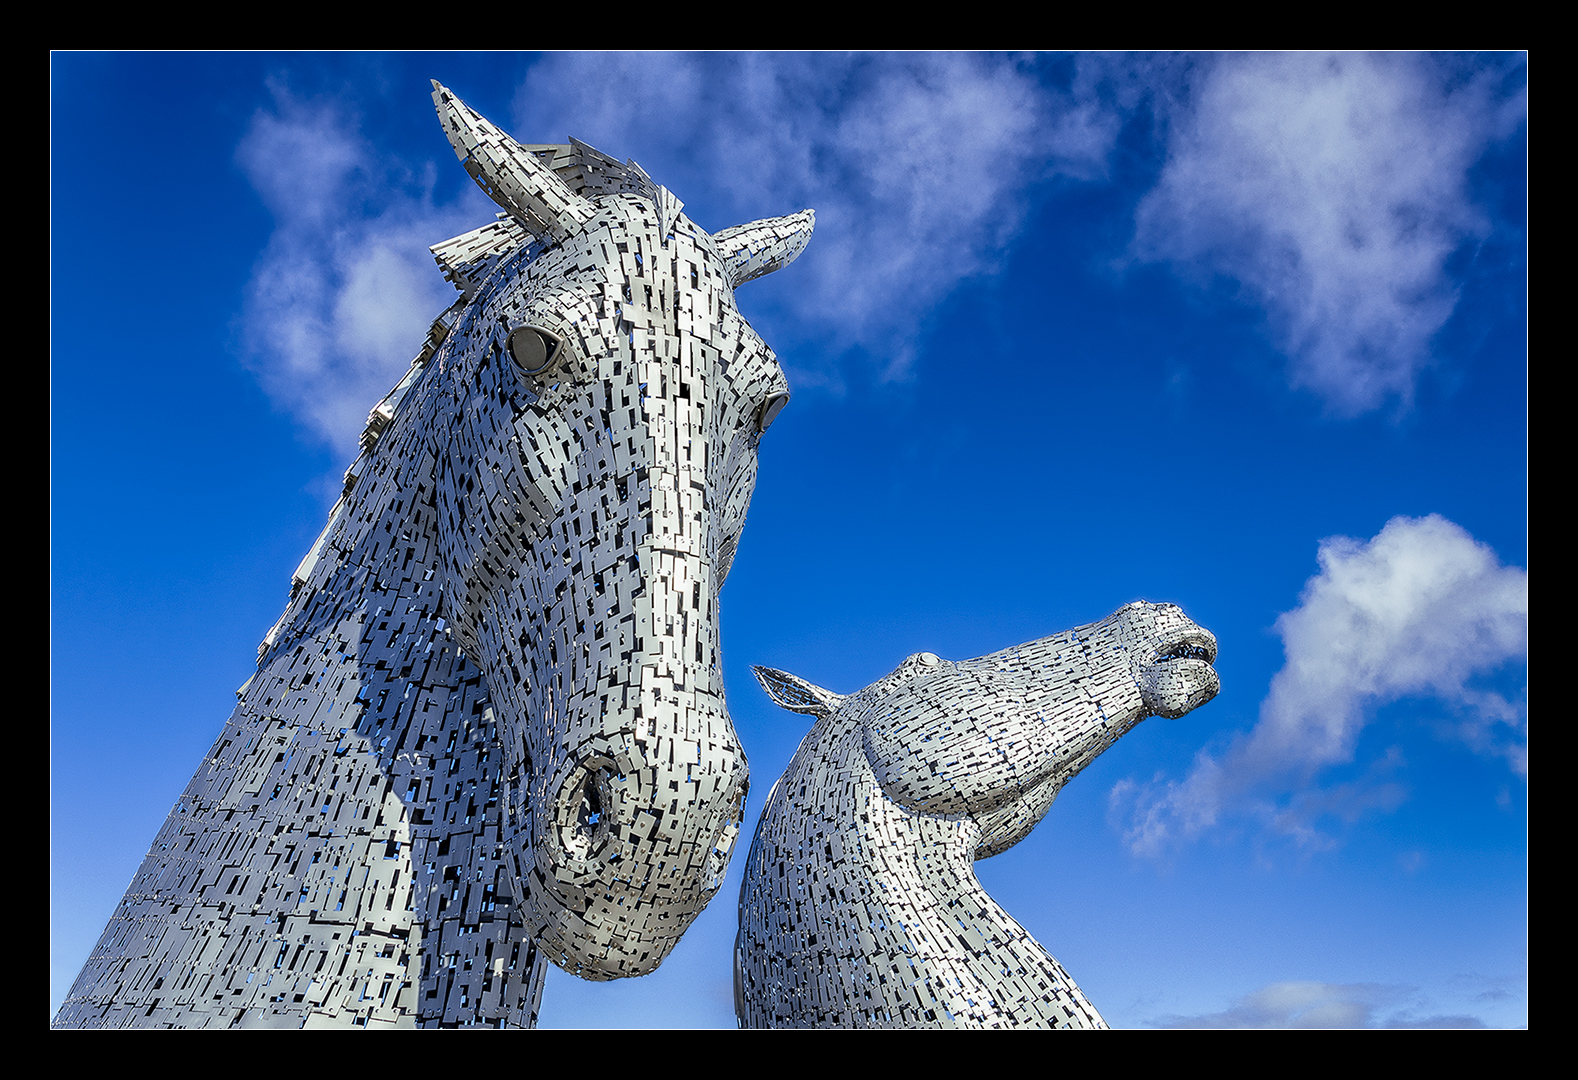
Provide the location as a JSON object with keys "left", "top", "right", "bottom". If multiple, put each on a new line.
{"left": 1115, "top": 515, "right": 1527, "bottom": 856}
{"left": 511, "top": 53, "right": 1119, "bottom": 383}
{"left": 237, "top": 57, "right": 1118, "bottom": 440}
{"left": 1131, "top": 53, "right": 1523, "bottom": 415}
{"left": 1153, "top": 980, "right": 1487, "bottom": 1029}
{"left": 235, "top": 84, "right": 488, "bottom": 456}
{"left": 234, "top": 55, "right": 1524, "bottom": 447}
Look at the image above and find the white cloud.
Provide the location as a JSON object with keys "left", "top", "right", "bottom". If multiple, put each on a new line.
{"left": 1153, "top": 980, "right": 1487, "bottom": 1029}
{"left": 1131, "top": 52, "right": 1524, "bottom": 416}
{"left": 508, "top": 53, "right": 1524, "bottom": 405}
{"left": 1114, "top": 515, "right": 1527, "bottom": 856}
{"left": 233, "top": 55, "right": 1524, "bottom": 444}
{"left": 511, "top": 53, "right": 1120, "bottom": 384}
{"left": 237, "top": 57, "right": 1118, "bottom": 445}
{"left": 235, "top": 83, "right": 487, "bottom": 456}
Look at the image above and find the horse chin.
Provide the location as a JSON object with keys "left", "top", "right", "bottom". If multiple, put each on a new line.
{"left": 1139, "top": 659, "right": 1221, "bottom": 719}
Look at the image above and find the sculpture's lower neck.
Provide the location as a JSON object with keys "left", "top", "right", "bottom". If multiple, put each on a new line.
{"left": 738, "top": 726, "right": 1107, "bottom": 1029}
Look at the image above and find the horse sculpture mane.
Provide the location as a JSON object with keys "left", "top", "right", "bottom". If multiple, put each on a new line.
{"left": 56, "top": 82, "right": 814, "bottom": 1029}
{"left": 734, "top": 602, "right": 1220, "bottom": 1028}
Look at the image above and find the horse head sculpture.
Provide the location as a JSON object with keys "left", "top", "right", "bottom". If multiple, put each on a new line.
{"left": 736, "top": 602, "right": 1220, "bottom": 1027}
{"left": 56, "top": 82, "right": 813, "bottom": 1028}
{"left": 421, "top": 83, "right": 813, "bottom": 977}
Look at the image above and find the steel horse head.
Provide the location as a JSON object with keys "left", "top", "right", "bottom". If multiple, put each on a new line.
{"left": 56, "top": 82, "right": 814, "bottom": 1028}
{"left": 422, "top": 83, "right": 814, "bottom": 977}
{"left": 737, "top": 602, "right": 1220, "bottom": 1027}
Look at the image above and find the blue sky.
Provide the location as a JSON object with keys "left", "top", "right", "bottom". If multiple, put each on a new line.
{"left": 51, "top": 52, "right": 1527, "bottom": 1028}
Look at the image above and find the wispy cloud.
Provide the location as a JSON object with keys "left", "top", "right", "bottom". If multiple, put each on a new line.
{"left": 238, "top": 56, "right": 1119, "bottom": 439}
{"left": 1152, "top": 980, "right": 1487, "bottom": 1029}
{"left": 1114, "top": 515, "right": 1527, "bottom": 855}
{"left": 235, "top": 81, "right": 488, "bottom": 457}
{"left": 235, "top": 54, "right": 1525, "bottom": 449}
{"left": 1130, "top": 52, "right": 1525, "bottom": 416}
{"left": 512, "top": 52, "right": 1525, "bottom": 405}
{"left": 511, "top": 53, "right": 1120, "bottom": 384}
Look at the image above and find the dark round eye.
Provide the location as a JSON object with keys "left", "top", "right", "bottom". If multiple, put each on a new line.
{"left": 507, "top": 325, "right": 563, "bottom": 375}
{"left": 757, "top": 391, "right": 790, "bottom": 433}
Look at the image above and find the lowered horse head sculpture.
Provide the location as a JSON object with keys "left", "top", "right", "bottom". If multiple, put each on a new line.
{"left": 56, "top": 82, "right": 813, "bottom": 1028}
{"left": 422, "top": 83, "right": 813, "bottom": 977}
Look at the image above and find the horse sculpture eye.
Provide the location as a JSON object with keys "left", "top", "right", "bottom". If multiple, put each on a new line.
{"left": 507, "top": 325, "right": 564, "bottom": 376}
{"left": 757, "top": 391, "right": 790, "bottom": 433}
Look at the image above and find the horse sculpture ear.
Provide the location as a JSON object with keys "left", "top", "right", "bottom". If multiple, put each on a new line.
{"left": 431, "top": 80, "right": 595, "bottom": 242}
{"left": 752, "top": 665, "right": 843, "bottom": 718}
{"left": 714, "top": 211, "right": 816, "bottom": 288}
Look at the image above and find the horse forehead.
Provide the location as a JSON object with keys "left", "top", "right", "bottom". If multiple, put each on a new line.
{"left": 857, "top": 664, "right": 1041, "bottom": 715}
{"left": 514, "top": 207, "right": 746, "bottom": 336}
{"left": 1117, "top": 601, "right": 1197, "bottom": 640}
{"left": 578, "top": 199, "right": 725, "bottom": 271}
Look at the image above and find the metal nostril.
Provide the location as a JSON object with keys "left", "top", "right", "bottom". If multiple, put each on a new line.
{"left": 559, "top": 763, "right": 616, "bottom": 862}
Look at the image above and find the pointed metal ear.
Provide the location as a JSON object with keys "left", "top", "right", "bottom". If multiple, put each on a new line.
{"left": 430, "top": 214, "right": 532, "bottom": 297}
{"left": 713, "top": 210, "right": 816, "bottom": 288}
{"left": 431, "top": 80, "right": 594, "bottom": 242}
{"left": 752, "top": 665, "right": 844, "bottom": 718}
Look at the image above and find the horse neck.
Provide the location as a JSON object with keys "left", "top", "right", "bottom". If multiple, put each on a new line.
{"left": 743, "top": 713, "right": 1105, "bottom": 1028}
{"left": 224, "top": 378, "right": 549, "bottom": 1028}
{"left": 262, "top": 395, "right": 441, "bottom": 667}
{"left": 850, "top": 724, "right": 1108, "bottom": 1027}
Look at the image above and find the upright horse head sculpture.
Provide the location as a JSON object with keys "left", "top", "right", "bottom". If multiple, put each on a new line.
{"left": 422, "top": 82, "right": 812, "bottom": 976}
{"left": 56, "top": 83, "right": 812, "bottom": 1028}
{"left": 736, "top": 602, "right": 1220, "bottom": 1028}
